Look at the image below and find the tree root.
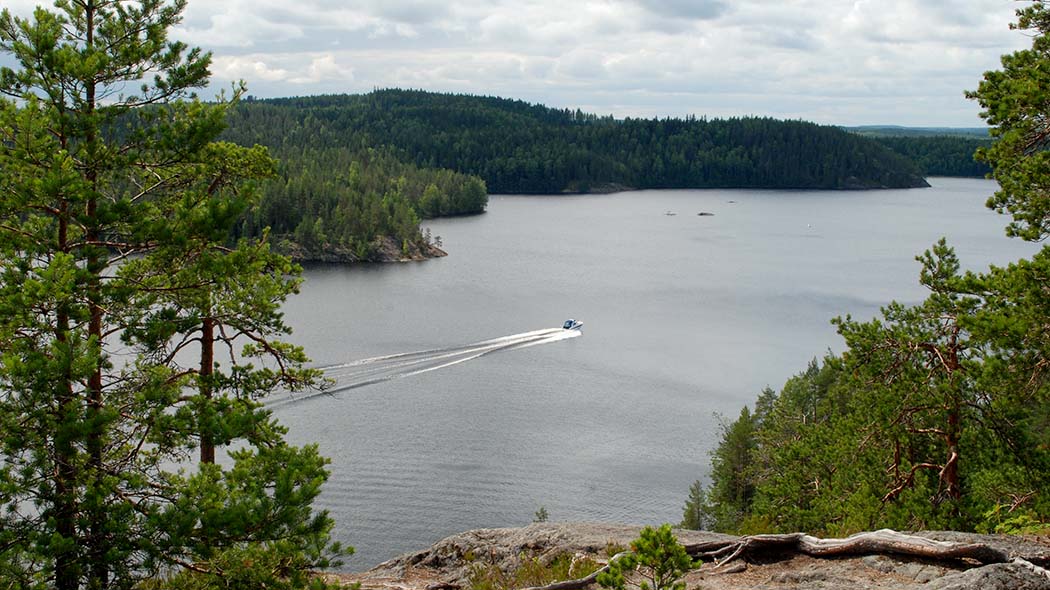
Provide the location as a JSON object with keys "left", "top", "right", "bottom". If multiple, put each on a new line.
{"left": 684, "top": 529, "right": 1011, "bottom": 569}
{"left": 516, "top": 529, "right": 1050, "bottom": 590}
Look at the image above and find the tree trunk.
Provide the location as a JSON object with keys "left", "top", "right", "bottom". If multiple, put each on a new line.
{"left": 84, "top": 5, "right": 110, "bottom": 587}
{"left": 55, "top": 200, "right": 79, "bottom": 590}
{"left": 200, "top": 316, "right": 216, "bottom": 465}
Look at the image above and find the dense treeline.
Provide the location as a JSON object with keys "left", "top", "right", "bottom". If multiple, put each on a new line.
{"left": 871, "top": 136, "right": 991, "bottom": 177}
{"left": 691, "top": 339, "right": 1050, "bottom": 535}
{"left": 846, "top": 126, "right": 989, "bottom": 138}
{"left": 685, "top": 3, "right": 1050, "bottom": 538}
{"left": 232, "top": 90, "right": 929, "bottom": 194}
{"left": 221, "top": 106, "right": 487, "bottom": 261}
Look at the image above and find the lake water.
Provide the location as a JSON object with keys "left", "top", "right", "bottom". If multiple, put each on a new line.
{"left": 274, "top": 177, "right": 1037, "bottom": 570}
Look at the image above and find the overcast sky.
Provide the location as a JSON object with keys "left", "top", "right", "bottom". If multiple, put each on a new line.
{"left": 4, "top": 0, "right": 1035, "bottom": 126}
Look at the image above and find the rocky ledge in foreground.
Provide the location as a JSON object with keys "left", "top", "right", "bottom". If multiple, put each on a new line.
{"left": 324, "top": 523, "right": 1050, "bottom": 590}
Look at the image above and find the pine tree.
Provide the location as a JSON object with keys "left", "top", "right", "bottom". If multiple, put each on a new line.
{"left": 968, "top": 1, "right": 1050, "bottom": 240}
{"left": 597, "top": 525, "right": 693, "bottom": 590}
{"left": 679, "top": 481, "right": 706, "bottom": 531}
{"left": 0, "top": 2, "right": 342, "bottom": 587}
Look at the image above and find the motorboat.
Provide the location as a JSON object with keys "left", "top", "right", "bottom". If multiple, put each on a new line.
{"left": 562, "top": 318, "right": 583, "bottom": 330}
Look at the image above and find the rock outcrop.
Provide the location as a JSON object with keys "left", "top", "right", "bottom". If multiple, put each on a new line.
{"left": 323, "top": 523, "right": 1050, "bottom": 590}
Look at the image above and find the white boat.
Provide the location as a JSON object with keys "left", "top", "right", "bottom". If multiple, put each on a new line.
{"left": 562, "top": 318, "right": 583, "bottom": 330}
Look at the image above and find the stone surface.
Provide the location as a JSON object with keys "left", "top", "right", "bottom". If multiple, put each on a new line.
{"left": 927, "top": 562, "right": 1050, "bottom": 590}
{"left": 322, "top": 523, "right": 1050, "bottom": 590}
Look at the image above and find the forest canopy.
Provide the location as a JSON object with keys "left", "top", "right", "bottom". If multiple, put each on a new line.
{"left": 229, "top": 90, "right": 930, "bottom": 195}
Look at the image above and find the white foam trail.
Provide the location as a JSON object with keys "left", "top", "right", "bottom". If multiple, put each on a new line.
{"left": 317, "top": 328, "right": 562, "bottom": 371}
{"left": 269, "top": 327, "right": 581, "bottom": 406}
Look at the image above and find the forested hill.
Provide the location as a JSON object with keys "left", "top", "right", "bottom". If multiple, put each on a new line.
{"left": 845, "top": 127, "right": 992, "bottom": 177}
{"left": 869, "top": 135, "right": 991, "bottom": 177}
{"left": 232, "top": 89, "right": 930, "bottom": 193}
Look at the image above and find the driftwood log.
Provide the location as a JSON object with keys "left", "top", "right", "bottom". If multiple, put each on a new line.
{"left": 517, "top": 529, "right": 1049, "bottom": 590}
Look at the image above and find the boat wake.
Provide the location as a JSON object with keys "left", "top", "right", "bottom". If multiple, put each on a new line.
{"left": 269, "top": 328, "right": 581, "bottom": 406}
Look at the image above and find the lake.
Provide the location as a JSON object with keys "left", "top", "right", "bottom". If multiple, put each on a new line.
{"left": 274, "top": 177, "right": 1037, "bottom": 570}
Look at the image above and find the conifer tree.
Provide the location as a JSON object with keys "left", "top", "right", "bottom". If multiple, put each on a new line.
{"left": 679, "top": 481, "right": 706, "bottom": 531}
{"left": 969, "top": 1, "right": 1050, "bottom": 240}
{"left": 0, "top": 1, "right": 342, "bottom": 587}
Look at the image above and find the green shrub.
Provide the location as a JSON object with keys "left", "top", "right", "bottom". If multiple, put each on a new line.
{"left": 597, "top": 525, "right": 696, "bottom": 590}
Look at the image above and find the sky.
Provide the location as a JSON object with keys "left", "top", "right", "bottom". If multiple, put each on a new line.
{"left": 2, "top": 0, "right": 1035, "bottom": 126}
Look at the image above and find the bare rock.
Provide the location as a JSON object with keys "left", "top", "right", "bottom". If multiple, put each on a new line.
{"left": 327, "top": 524, "right": 1050, "bottom": 590}
{"left": 861, "top": 555, "right": 953, "bottom": 583}
{"left": 927, "top": 562, "right": 1050, "bottom": 590}
{"left": 917, "top": 531, "right": 1050, "bottom": 566}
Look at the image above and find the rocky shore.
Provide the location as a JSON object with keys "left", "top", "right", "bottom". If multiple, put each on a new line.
{"left": 282, "top": 235, "right": 448, "bottom": 264}
{"left": 322, "top": 523, "right": 1050, "bottom": 590}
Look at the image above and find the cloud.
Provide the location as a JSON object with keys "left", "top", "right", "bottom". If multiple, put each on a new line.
{"left": 212, "top": 57, "right": 291, "bottom": 82}
{"left": 0, "top": 1, "right": 40, "bottom": 14}
{"left": 1, "top": 0, "right": 1036, "bottom": 126}
{"left": 634, "top": 0, "right": 728, "bottom": 21}
{"left": 180, "top": 11, "right": 304, "bottom": 48}
{"left": 290, "top": 54, "right": 355, "bottom": 84}
{"left": 212, "top": 52, "right": 355, "bottom": 86}
{"left": 363, "top": 0, "right": 450, "bottom": 25}
{"left": 555, "top": 50, "right": 611, "bottom": 80}
{"left": 842, "top": 0, "right": 1014, "bottom": 46}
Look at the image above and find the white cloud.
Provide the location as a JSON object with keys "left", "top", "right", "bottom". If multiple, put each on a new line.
{"left": 178, "top": 11, "right": 304, "bottom": 48}
{"left": 555, "top": 50, "right": 612, "bottom": 80}
{"left": 633, "top": 0, "right": 728, "bottom": 21}
{"left": 1, "top": 0, "right": 1036, "bottom": 125}
{"left": 212, "top": 57, "right": 291, "bottom": 82}
{"left": 290, "top": 54, "right": 355, "bottom": 84}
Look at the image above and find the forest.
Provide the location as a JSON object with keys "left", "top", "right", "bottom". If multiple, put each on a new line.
{"left": 221, "top": 106, "right": 487, "bottom": 262}
{"left": 684, "top": 3, "right": 1050, "bottom": 539}
{"left": 231, "top": 90, "right": 931, "bottom": 195}
{"left": 867, "top": 136, "right": 991, "bottom": 177}
{"left": 219, "top": 93, "right": 991, "bottom": 262}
